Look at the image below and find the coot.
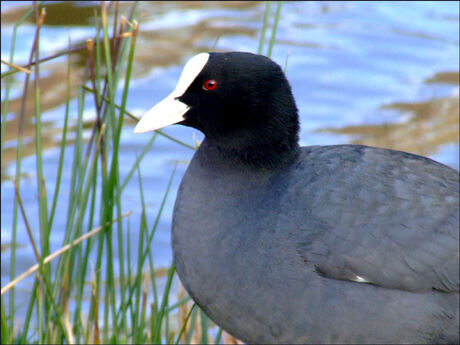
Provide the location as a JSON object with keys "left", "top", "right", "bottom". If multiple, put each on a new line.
{"left": 135, "top": 52, "right": 459, "bottom": 344}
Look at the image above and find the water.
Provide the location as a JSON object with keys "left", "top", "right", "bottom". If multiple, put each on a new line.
{"left": 1, "top": 0, "right": 459, "bottom": 323}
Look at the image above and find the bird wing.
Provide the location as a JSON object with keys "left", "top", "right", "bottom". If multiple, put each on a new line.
{"left": 292, "top": 145, "right": 459, "bottom": 292}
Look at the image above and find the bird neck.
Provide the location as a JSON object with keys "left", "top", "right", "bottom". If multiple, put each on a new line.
{"left": 202, "top": 134, "right": 300, "bottom": 172}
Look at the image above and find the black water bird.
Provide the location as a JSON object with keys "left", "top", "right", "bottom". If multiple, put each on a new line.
{"left": 135, "top": 52, "right": 459, "bottom": 344}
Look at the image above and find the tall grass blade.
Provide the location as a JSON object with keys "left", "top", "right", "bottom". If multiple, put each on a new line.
{"left": 258, "top": 2, "right": 271, "bottom": 55}
{"left": 6, "top": 6, "right": 35, "bottom": 336}
{"left": 267, "top": 1, "right": 282, "bottom": 58}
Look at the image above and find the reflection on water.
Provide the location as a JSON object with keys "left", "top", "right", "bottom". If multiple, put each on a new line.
{"left": 1, "top": 1, "right": 100, "bottom": 26}
{"left": 319, "top": 72, "right": 459, "bottom": 161}
{"left": 1, "top": 0, "right": 459, "bottom": 312}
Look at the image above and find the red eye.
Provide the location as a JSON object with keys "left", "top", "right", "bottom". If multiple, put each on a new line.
{"left": 203, "top": 79, "right": 217, "bottom": 91}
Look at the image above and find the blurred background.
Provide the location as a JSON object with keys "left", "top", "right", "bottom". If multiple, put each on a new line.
{"left": 1, "top": 1, "right": 459, "bottom": 339}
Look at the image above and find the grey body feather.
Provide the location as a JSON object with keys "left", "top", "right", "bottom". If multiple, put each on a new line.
{"left": 173, "top": 141, "right": 459, "bottom": 344}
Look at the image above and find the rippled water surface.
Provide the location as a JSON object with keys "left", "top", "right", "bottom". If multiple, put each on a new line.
{"left": 1, "top": 1, "right": 459, "bottom": 311}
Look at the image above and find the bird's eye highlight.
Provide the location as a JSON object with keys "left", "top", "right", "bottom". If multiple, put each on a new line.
{"left": 203, "top": 79, "right": 217, "bottom": 91}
